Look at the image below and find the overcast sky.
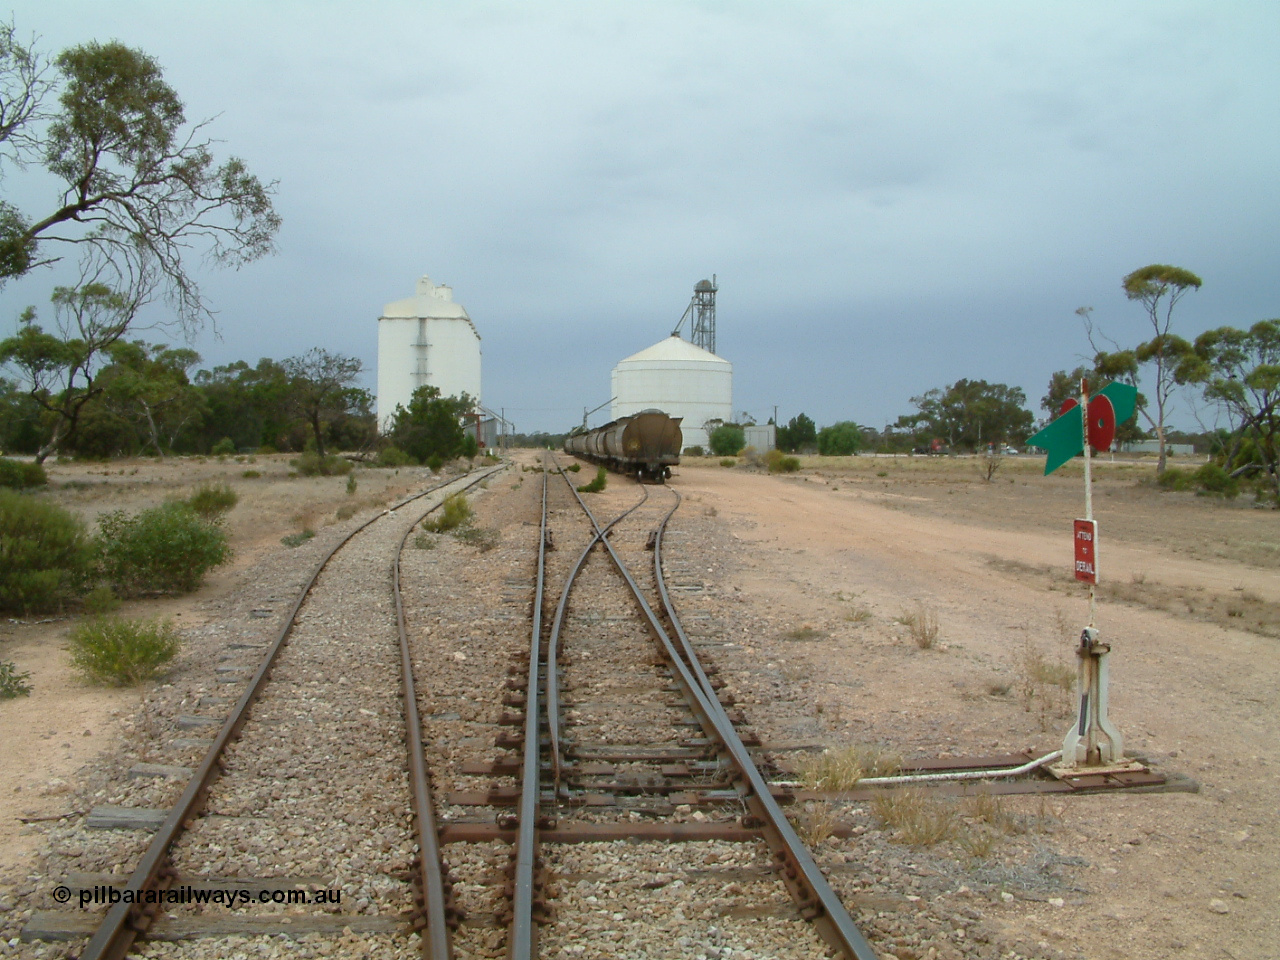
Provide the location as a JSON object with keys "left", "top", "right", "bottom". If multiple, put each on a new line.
{"left": 4, "top": 1, "right": 1278, "bottom": 435}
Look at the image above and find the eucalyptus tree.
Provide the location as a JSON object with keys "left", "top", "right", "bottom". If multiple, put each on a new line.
{"left": 0, "top": 34, "right": 280, "bottom": 331}
{"left": 1120, "top": 264, "right": 1202, "bottom": 472}
{"left": 1176, "top": 319, "right": 1280, "bottom": 500}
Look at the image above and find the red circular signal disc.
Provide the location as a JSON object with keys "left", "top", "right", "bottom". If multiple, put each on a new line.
{"left": 1059, "top": 397, "right": 1079, "bottom": 417}
{"left": 1087, "top": 395, "right": 1116, "bottom": 451}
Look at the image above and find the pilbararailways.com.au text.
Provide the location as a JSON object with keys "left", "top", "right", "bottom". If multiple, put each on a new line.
{"left": 72, "top": 885, "right": 342, "bottom": 908}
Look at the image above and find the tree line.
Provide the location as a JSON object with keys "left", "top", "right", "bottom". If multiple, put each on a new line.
{"left": 0, "top": 24, "right": 484, "bottom": 471}
{"left": 713, "top": 264, "right": 1276, "bottom": 501}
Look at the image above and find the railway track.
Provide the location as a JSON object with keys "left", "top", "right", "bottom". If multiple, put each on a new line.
{"left": 58, "top": 466, "right": 503, "bottom": 960}
{"left": 411, "top": 457, "right": 876, "bottom": 957}
{"left": 32, "top": 456, "right": 876, "bottom": 959}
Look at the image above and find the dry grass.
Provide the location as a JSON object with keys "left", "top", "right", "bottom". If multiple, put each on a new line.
{"left": 897, "top": 602, "right": 940, "bottom": 648}
{"left": 798, "top": 744, "right": 901, "bottom": 791}
{"left": 1019, "top": 628, "right": 1076, "bottom": 731}
{"left": 792, "top": 800, "right": 841, "bottom": 846}
{"left": 783, "top": 625, "right": 825, "bottom": 642}
{"left": 988, "top": 557, "right": 1280, "bottom": 639}
{"left": 871, "top": 787, "right": 956, "bottom": 847}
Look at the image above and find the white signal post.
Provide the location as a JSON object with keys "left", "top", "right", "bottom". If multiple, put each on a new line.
{"left": 1060, "top": 378, "right": 1125, "bottom": 768}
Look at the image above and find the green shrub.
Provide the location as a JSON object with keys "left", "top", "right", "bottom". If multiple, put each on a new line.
{"left": 684, "top": 446, "right": 705, "bottom": 457}
{"left": 720, "top": 458, "right": 736, "bottom": 467}
{"left": 0, "top": 490, "right": 93, "bottom": 614}
{"left": 211, "top": 437, "right": 237, "bottom": 456}
{"left": 377, "top": 446, "right": 416, "bottom": 468}
{"left": 0, "top": 458, "right": 47, "bottom": 490}
{"left": 709, "top": 424, "right": 746, "bottom": 457}
{"left": 186, "top": 483, "right": 238, "bottom": 519}
{"left": 68, "top": 617, "right": 181, "bottom": 686}
{"left": 423, "top": 493, "right": 472, "bottom": 533}
{"left": 1155, "top": 467, "right": 1192, "bottom": 491}
{"left": 97, "top": 504, "right": 231, "bottom": 597}
{"left": 426, "top": 454, "right": 444, "bottom": 472}
{"left": 346, "top": 474, "right": 357, "bottom": 496}
{"left": 281, "top": 529, "right": 316, "bottom": 547}
{"left": 577, "top": 465, "right": 607, "bottom": 493}
{"left": 764, "top": 449, "right": 801, "bottom": 473}
{"left": 241, "top": 469, "right": 261, "bottom": 479}
{"left": 82, "top": 585, "right": 121, "bottom": 615}
{"left": 0, "top": 660, "right": 32, "bottom": 699}
{"left": 256, "top": 445, "right": 277, "bottom": 455}
{"left": 1193, "top": 462, "right": 1240, "bottom": 498}
{"left": 566, "top": 462, "right": 581, "bottom": 473}
{"left": 291, "top": 452, "right": 353, "bottom": 476}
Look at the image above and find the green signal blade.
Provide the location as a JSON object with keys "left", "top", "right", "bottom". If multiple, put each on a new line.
{"left": 1027, "top": 409, "right": 1082, "bottom": 475}
{"left": 1027, "top": 381, "right": 1139, "bottom": 476}
{"left": 1097, "top": 382, "right": 1137, "bottom": 424}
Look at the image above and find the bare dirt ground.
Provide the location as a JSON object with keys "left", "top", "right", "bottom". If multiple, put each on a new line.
{"left": 2, "top": 450, "right": 1276, "bottom": 959}
{"left": 670, "top": 452, "right": 1278, "bottom": 960}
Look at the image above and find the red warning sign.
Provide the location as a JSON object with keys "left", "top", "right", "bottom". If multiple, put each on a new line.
{"left": 1074, "top": 519, "right": 1098, "bottom": 583}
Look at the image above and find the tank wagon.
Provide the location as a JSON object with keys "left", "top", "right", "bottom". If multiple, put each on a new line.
{"left": 564, "top": 409, "right": 682, "bottom": 483}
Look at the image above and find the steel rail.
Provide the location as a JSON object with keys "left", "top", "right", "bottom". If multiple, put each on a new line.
{"left": 559, "top": 477, "right": 878, "bottom": 960}
{"left": 79, "top": 466, "right": 503, "bottom": 960}
{"left": 507, "top": 464, "right": 549, "bottom": 960}
{"left": 545, "top": 482, "right": 650, "bottom": 792}
{"left": 393, "top": 468, "right": 501, "bottom": 959}
{"left": 650, "top": 488, "right": 878, "bottom": 960}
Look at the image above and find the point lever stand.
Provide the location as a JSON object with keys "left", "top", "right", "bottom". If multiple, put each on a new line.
{"left": 1060, "top": 626, "right": 1124, "bottom": 766}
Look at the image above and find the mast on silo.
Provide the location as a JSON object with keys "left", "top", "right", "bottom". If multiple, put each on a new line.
{"left": 672, "top": 275, "right": 718, "bottom": 354}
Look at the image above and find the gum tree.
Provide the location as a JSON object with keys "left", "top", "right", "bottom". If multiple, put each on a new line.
{"left": 1121, "top": 264, "right": 1202, "bottom": 472}
{"left": 1176, "top": 319, "right": 1280, "bottom": 501}
{"left": 0, "top": 36, "right": 280, "bottom": 331}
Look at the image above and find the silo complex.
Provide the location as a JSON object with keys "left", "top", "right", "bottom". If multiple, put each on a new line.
{"left": 611, "top": 336, "right": 732, "bottom": 452}
{"left": 376, "top": 276, "right": 481, "bottom": 431}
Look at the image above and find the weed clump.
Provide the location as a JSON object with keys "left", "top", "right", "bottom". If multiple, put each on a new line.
{"left": 0, "top": 458, "right": 47, "bottom": 490}
{"left": 577, "top": 466, "right": 607, "bottom": 493}
{"left": 0, "top": 490, "right": 92, "bottom": 614}
{"left": 898, "top": 603, "right": 940, "bottom": 648}
{"left": 281, "top": 529, "right": 316, "bottom": 548}
{"left": 799, "top": 744, "right": 901, "bottom": 791}
{"left": 793, "top": 800, "right": 841, "bottom": 846}
{"left": 69, "top": 617, "right": 181, "bottom": 686}
{"left": 423, "top": 493, "right": 473, "bottom": 533}
{"left": 185, "top": 483, "right": 238, "bottom": 519}
{"left": 1019, "top": 627, "right": 1076, "bottom": 729}
{"left": 871, "top": 787, "right": 956, "bottom": 847}
{"left": 210, "top": 437, "right": 237, "bottom": 456}
{"left": 455, "top": 526, "right": 500, "bottom": 552}
{"left": 783, "top": 625, "right": 825, "bottom": 642}
{"left": 97, "top": 504, "right": 230, "bottom": 597}
{"left": 0, "top": 660, "right": 32, "bottom": 699}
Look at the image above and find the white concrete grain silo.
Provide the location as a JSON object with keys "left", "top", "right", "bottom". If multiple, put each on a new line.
{"left": 376, "top": 276, "right": 481, "bottom": 431}
{"left": 611, "top": 335, "right": 732, "bottom": 452}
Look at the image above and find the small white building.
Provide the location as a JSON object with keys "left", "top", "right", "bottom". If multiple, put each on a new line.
{"left": 376, "top": 276, "right": 481, "bottom": 431}
{"left": 611, "top": 335, "right": 732, "bottom": 452}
